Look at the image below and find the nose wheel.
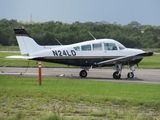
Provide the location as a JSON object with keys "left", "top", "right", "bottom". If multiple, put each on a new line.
{"left": 127, "top": 72, "right": 134, "bottom": 79}
{"left": 79, "top": 70, "right": 87, "bottom": 78}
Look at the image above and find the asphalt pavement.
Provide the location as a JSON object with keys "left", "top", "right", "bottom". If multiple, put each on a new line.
{"left": 0, "top": 67, "right": 160, "bottom": 84}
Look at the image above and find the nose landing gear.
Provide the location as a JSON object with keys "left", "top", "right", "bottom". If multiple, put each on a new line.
{"left": 127, "top": 65, "right": 135, "bottom": 79}
{"left": 127, "top": 72, "right": 134, "bottom": 78}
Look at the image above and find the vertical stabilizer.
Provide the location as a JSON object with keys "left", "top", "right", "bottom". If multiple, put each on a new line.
{"left": 14, "top": 29, "right": 42, "bottom": 55}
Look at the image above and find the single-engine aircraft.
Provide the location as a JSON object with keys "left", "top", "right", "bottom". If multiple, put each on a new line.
{"left": 7, "top": 28, "right": 155, "bottom": 79}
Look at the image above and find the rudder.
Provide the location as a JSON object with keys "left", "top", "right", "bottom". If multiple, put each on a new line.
{"left": 14, "top": 28, "right": 42, "bottom": 55}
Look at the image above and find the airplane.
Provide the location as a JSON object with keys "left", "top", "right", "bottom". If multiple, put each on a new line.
{"left": 7, "top": 28, "right": 155, "bottom": 79}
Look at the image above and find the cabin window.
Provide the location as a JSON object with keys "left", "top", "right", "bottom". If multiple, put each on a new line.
{"left": 104, "top": 43, "right": 118, "bottom": 50}
{"left": 93, "top": 43, "right": 102, "bottom": 51}
{"left": 73, "top": 46, "right": 80, "bottom": 51}
{"left": 81, "top": 44, "right": 91, "bottom": 51}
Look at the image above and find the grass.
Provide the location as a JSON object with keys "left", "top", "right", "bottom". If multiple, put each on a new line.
{"left": 0, "top": 75, "right": 160, "bottom": 119}
{"left": 0, "top": 46, "right": 19, "bottom": 51}
{"left": 0, "top": 51, "right": 160, "bottom": 69}
{"left": 136, "top": 54, "right": 160, "bottom": 68}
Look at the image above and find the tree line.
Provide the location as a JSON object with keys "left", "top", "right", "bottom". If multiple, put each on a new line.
{"left": 0, "top": 18, "right": 160, "bottom": 48}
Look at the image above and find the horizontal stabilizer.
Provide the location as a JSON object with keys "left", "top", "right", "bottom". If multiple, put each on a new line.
{"left": 6, "top": 55, "right": 42, "bottom": 60}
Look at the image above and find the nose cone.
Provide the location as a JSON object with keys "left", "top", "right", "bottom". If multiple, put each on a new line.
{"left": 129, "top": 48, "right": 145, "bottom": 55}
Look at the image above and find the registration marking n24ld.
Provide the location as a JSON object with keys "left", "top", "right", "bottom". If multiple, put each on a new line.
{"left": 52, "top": 50, "right": 76, "bottom": 56}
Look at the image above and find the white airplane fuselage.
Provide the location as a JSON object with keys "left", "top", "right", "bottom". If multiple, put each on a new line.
{"left": 8, "top": 28, "right": 154, "bottom": 79}
{"left": 28, "top": 39, "right": 144, "bottom": 67}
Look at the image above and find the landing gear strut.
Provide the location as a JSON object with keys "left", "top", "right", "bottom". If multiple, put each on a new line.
{"left": 127, "top": 65, "right": 135, "bottom": 79}
{"left": 113, "top": 64, "right": 122, "bottom": 79}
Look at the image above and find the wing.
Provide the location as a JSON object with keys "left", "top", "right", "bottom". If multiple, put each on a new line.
{"left": 95, "top": 52, "right": 155, "bottom": 65}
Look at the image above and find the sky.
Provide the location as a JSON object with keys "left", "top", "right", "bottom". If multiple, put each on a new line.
{"left": 0, "top": 0, "right": 160, "bottom": 26}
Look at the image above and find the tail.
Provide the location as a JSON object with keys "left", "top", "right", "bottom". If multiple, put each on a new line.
{"left": 14, "top": 28, "right": 43, "bottom": 55}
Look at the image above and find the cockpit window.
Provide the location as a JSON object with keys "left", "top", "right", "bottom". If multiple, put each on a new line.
{"left": 73, "top": 46, "right": 80, "bottom": 51}
{"left": 117, "top": 43, "right": 125, "bottom": 50}
{"left": 104, "top": 43, "right": 118, "bottom": 50}
{"left": 81, "top": 44, "right": 91, "bottom": 51}
{"left": 93, "top": 43, "right": 102, "bottom": 51}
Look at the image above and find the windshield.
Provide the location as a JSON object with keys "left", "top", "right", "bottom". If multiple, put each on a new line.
{"left": 117, "top": 42, "right": 126, "bottom": 50}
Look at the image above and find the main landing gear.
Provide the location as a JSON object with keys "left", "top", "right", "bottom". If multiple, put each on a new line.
{"left": 113, "top": 71, "right": 121, "bottom": 79}
{"left": 79, "top": 66, "right": 92, "bottom": 78}
{"left": 79, "top": 70, "right": 87, "bottom": 78}
{"left": 79, "top": 65, "right": 136, "bottom": 79}
{"left": 113, "top": 64, "right": 122, "bottom": 79}
{"left": 113, "top": 64, "right": 135, "bottom": 79}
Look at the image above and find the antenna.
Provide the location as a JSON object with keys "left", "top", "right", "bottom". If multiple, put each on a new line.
{"left": 30, "top": 13, "right": 32, "bottom": 23}
{"left": 55, "top": 38, "right": 62, "bottom": 45}
{"left": 89, "top": 32, "right": 96, "bottom": 40}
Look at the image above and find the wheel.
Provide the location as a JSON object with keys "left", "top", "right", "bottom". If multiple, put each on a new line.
{"left": 79, "top": 70, "right": 87, "bottom": 78}
{"left": 127, "top": 72, "right": 134, "bottom": 78}
{"left": 113, "top": 71, "right": 121, "bottom": 79}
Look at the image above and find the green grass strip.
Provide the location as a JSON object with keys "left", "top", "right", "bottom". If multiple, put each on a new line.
{"left": 0, "top": 75, "right": 160, "bottom": 119}
{"left": 1, "top": 75, "right": 160, "bottom": 105}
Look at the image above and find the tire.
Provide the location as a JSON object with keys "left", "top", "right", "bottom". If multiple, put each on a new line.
{"left": 113, "top": 71, "right": 121, "bottom": 79}
{"left": 79, "top": 70, "right": 87, "bottom": 78}
{"left": 127, "top": 72, "right": 134, "bottom": 78}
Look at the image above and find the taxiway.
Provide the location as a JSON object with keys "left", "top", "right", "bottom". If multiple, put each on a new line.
{"left": 0, "top": 67, "right": 160, "bottom": 84}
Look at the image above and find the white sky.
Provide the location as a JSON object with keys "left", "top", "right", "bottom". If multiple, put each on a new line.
{"left": 0, "top": 0, "right": 160, "bottom": 25}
